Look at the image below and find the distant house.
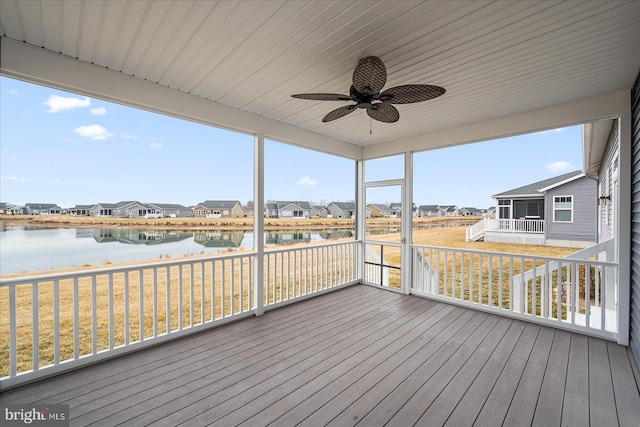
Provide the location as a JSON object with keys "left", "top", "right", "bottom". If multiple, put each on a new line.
{"left": 146, "top": 203, "right": 192, "bottom": 218}
{"left": 193, "top": 200, "right": 245, "bottom": 218}
{"left": 417, "top": 205, "right": 439, "bottom": 217}
{"left": 91, "top": 201, "right": 153, "bottom": 218}
{"left": 367, "top": 203, "right": 394, "bottom": 218}
{"left": 327, "top": 202, "right": 359, "bottom": 219}
{"left": 471, "top": 170, "right": 598, "bottom": 247}
{"left": 459, "top": 207, "right": 484, "bottom": 216}
{"left": 438, "top": 205, "right": 459, "bottom": 217}
{"left": 264, "top": 201, "right": 312, "bottom": 219}
{"left": 0, "top": 202, "right": 21, "bottom": 215}
{"left": 69, "top": 205, "right": 94, "bottom": 216}
{"left": 24, "top": 203, "right": 62, "bottom": 215}
{"left": 310, "top": 205, "right": 329, "bottom": 218}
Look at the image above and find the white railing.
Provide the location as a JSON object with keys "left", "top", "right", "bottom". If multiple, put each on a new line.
{"left": 487, "top": 218, "right": 544, "bottom": 233}
{"left": 0, "top": 240, "right": 358, "bottom": 389}
{"left": 364, "top": 242, "right": 402, "bottom": 290}
{"left": 411, "top": 245, "right": 618, "bottom": 340}
{"left": 263, "top": 241, "right": 358, "bottom": 307}
{"left": 466, "top": 218, "right": 488, "bottom": 241}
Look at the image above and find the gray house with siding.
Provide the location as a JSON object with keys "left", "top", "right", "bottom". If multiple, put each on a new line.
{"left": 482, "top": 171, "right": 597, "bottom": 247}
{"left": 24, "top": 203, "right": 62, "bottom": 215}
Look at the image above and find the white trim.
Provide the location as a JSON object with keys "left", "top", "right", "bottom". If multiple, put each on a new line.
{"left": 538, "top": 173, "right": 586, "bottom": 192}
{"left": 552, "top": 195, "right": 574, "bottom": 223}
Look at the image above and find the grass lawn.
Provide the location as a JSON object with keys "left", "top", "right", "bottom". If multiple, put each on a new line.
{"left": 1, "top": 220, "right": 581, "bottom": 377}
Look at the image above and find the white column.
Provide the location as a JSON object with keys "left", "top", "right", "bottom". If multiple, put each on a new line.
{"left": 617, "top": 111, "right": 631, "bottom": 344}
{"left": 402, "top": 152, "right": 413, "bottom": 295}
{"left": 356, "top": 160, "right": 365, "bottom": 282}
{"left": 253, "top": 134, "right": 265, "bottom": 316}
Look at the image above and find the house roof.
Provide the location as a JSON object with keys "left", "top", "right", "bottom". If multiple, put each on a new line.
{"left": 25, "top": 203, "right": 60, "bottom": 210}
{"left": 418, "top": 205, "right": 439, "bottom": 212}
{"left": 493, "top": 171, "right": 584, "bottom": 198}
{"left": 1, "top": 1, "right": 637, "bottom": 161}
{"left": 197, "top": 200, "right": 242, "bottom": 209}
{"left": 330, "top": 202, "right": 356, "bottom": 210}
{"left": 273, "top": 201, "right": 312, "bottom": 210}
{"left": 147, "top": 203, "right": 189, "bottom": 209}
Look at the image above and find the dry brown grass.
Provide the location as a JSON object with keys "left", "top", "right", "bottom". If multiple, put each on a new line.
{"left": 2, "top": 220, "right": 580, "bottom": 377}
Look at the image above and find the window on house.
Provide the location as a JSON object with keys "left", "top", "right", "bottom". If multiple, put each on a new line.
{"left": 553, "top": 196, "right": 573, "bottom": 222}
{"left": 498, "top": 200, "right": 510, "bottom": 219}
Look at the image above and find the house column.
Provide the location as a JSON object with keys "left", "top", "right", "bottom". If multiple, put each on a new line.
{"left": 253, "top": 134, "right": 265, "bottom": 316}
{"left": 618, "top": 111, "right": 632, "bottom": 345}
{"left": 402, "top": 152, "right": 413, "bottom": 295}
{"left": 356, "top": 160, "right": 365, "bottom": 282}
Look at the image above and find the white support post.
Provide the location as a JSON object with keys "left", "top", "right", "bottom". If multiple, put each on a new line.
{"left": 617, "top": 111, "right": 631, "bottom": 345}
{"left": 254, "top": 134, "right": 265, "bottom": 316}
{"left": 356, "top": 160, "right": 365, "bottom": 282}
{"left": 402, "top": 152, "right": 413, "bottom": 295}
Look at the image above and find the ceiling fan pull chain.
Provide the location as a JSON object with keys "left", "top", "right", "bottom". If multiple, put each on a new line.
{"left": 370, "top": 116, "right": 372, "bottom": 135}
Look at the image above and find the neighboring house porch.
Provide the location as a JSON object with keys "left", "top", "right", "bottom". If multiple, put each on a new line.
{"left": 467, "top": 171, "right": 598, "bottom": 247}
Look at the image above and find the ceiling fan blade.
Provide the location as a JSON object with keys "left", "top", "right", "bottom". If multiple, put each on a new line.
{"left": 291, "top": 93, "right": 352, "bottom": 101}
{"left": 367, "top": 103, "right": 399, "bottom": 123}
{"left": 352, "top": 56, "right": 387, "bottom": 95}
{"left": 322, "top": 105, "right": 357, "bottom": 122}
{"left": 379, "top": 84, "right": 446, "bottom": 104}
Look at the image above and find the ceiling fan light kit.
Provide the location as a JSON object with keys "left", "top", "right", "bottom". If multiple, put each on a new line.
{"left": 292, "top": 56, "right": 445, "bottom": 123}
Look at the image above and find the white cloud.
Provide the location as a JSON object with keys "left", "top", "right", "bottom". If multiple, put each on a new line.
{"left": 44, "top": 95, "right": 91, "bottom": 113}
{"left": 7, "top": 89, "right": 18, "bottom": 96}
{"left": 545, "top": 161, "right": 574, "bottom": 172}
{"left": 297, "top": 176, "right": 318, "bottom": 186}
{"left": 74, "top": 124, "right": 113, "bottom": 140}
{"left": 149, "top": 142, "right": 164, "bottom": 150}
{"left": 120, "top": 133, "right": 138, "bottom": 140}
{"left": 90, "top": 107, "right": 106, "bottom": 116}
{"left": 3, "top": 175, "right": 27, "bottom": 182}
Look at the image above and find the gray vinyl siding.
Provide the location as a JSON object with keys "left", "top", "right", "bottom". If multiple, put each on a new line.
{"left": 598, "top": 123, "right": 619, "bottom": 243}
{"left": 544, "top": 177, "right": 597, "bottom": 242}
{"left": 630, "top": 70, "right": 640, "bottom": 372}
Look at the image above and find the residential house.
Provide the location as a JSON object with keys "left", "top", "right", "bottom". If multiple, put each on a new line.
{"left": 263, "top": 201, "right": 312, "bottom": 219}
{"left": 91, "top": 201, "right": 152, "bottom": 218}
{"left": 310, "top": 204, "right": 329, "bottom": 218}
{"left": 69, "top": 205, "right": 93, "bottom": 216}
{"left": 367, "top": 203, "right": 394, "bottom": 218}
{"left": 193, "top": 200, "right": 245, "bottom": 218}
{"left": 388, "top": 202, "right": 417, "bottom": 217}
{"left": 477, "top": 171, "right": 597, "bottom": 247}
{"left": 146, "top": 203, "right": 192, "bottom": 218}
{"left": 417, "top": 205, "right": 439, "bottom": 217}
{"left": 459, "top": 207, "right": 485, "bottom": 216}
{"left": 327, "top": 202, "right": 358, "bottom": 219}
{"left": 24, "top": 203, "right": 61, "bottom": 215}
{"left": 0, "top": 202, "right": 21, "bottom": 215}
{"left": 438, "top": 205, "right": 460, "bottom": 217}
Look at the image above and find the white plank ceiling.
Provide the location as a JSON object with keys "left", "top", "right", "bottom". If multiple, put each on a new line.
{"left": 1, "top": 0, "right": 639, "bottom": 150}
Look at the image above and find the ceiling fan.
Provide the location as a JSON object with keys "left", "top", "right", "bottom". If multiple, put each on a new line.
{"left": 291, "top": 56, "right": 445, "bottom": 123}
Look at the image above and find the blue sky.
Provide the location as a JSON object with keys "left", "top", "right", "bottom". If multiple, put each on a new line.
{"left": 1, "top": 76, "right": 582, "bottom": 209}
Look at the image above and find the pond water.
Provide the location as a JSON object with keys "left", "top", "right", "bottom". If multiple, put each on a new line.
{"left": 0, "top": 225, "right": 365, "bottom": 275}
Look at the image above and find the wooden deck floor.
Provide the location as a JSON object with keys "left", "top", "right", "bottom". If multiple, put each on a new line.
{"left": 2, "top": 284, "right": 640, "bottom": 426}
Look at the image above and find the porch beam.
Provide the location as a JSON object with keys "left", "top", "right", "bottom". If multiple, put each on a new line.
{"left": 0, "top": 37, "right": 362, "bottom": 160}
{"left": 364, "top": 90, "right": 632, "bottom": 159}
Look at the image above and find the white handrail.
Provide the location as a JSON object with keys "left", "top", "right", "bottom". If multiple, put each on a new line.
{"left": 0, "top": 240, "right": 359, "bottom": 389}
{"left": 411, "top": 245, "right": 618, "bottom": 340}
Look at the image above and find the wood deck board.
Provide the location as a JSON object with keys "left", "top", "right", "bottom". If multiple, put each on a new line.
{"left": 0, "top": 284, "right": 638, "bottom": 427}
